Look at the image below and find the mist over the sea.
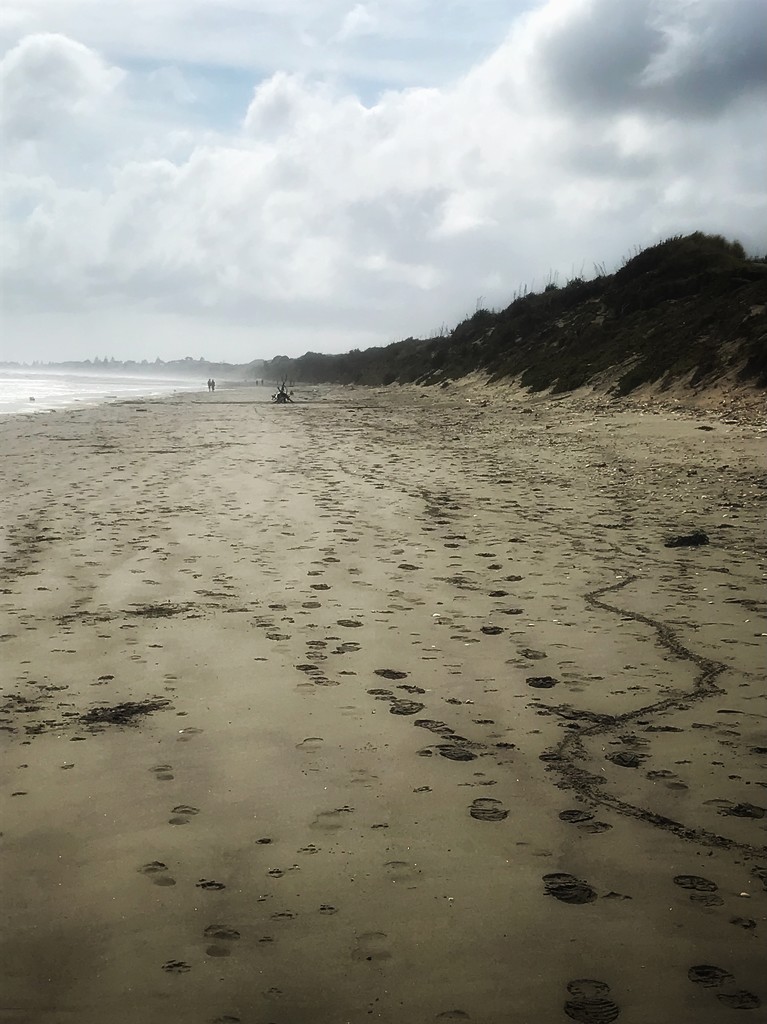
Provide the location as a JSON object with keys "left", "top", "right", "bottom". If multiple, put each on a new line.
{"left": 0, "top": 371, "right": 201, "bottom": 416}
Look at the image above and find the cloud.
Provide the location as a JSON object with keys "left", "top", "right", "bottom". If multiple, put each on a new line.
{"left": 0, "top": 32, "right": 123, "bottom": 143}
{"left": 1, "top": 0, "right": 765, "bottom": 363}
{"left": 336, "top": 4, "right": 380, "bottom": 42}
{"left": 533, "top": 0, "right": 767, "bottom": 117}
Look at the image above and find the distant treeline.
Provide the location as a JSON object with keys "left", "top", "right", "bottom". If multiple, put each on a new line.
{"left": 262, "top": 233, "right": 767, "bottom": 395}
{"left": 1, "top": 356, "right": 264, "bottom": 379}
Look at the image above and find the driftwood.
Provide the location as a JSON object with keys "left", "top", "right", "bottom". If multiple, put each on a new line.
{"left": 272, "top": 379, "right": 294, "bottom": 403}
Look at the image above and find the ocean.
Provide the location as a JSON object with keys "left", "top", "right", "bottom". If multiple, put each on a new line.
{"left": 0, "top": 370, "right": 203, "bottom": 416}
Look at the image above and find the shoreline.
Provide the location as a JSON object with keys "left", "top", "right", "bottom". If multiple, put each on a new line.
{"left": 1, "top": 384, "right": 765, "bottom": 1023}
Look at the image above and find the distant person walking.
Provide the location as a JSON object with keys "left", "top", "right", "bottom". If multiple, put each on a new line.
{"left": 206, "top": 378, "right": 212, "bottom": 392}
{"left": 210, "top": 379, "right": 216, "bottom": 392}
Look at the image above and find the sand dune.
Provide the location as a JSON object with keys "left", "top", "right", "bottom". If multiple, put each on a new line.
{"left": 1, "top": 382, "right": 765, "bottom": 1024}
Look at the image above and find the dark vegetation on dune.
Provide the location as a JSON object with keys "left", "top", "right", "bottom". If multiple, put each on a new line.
{"left": 262, "top": 233, "right": 767, "bottom": 396}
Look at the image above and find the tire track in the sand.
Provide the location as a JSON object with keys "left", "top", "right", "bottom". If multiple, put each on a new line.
{"left": 547, "top": 573, "right": 766, "bottom": 858}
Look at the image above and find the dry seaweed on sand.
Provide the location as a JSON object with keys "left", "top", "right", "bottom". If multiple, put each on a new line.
{"left": 79, "top": 699, "right": 170, "bottom": 726}
{"left": 127, "top": 602, "right": 194, "bottom": 618}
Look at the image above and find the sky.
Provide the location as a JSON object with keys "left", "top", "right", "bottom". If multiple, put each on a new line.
{"left": 1, "top": 0, "right": 765, "bottom": 364}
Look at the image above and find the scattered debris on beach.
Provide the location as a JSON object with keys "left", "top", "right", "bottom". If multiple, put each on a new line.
{"left": 664, "top": 530, "right": 709, "bottom": 548}
{"left": 79, "top": 699, "right": 170, "bottom": 727}
{"left": 127, "top": 602, "right": 194, "bottom": 618}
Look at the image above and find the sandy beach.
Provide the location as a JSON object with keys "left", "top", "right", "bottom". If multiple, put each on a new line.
{"left": 1, "top": 381, "right": 765, "bottom": 1024}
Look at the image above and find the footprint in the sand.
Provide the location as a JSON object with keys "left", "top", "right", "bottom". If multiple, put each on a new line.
{"left": 375, "top": 668, "right": 408, "bottom": 680}
{"left": 149, "top": 764, "right": 174, "bottom": 781}
{"left": 139, "top": 861, "right": 176, "bottom": 886}
{"left": 688, "top": 965, "right": 735, "bottom": 987}
{"left": 415, "top": 719, "right": 455, "bottom": 738}
{"left": 351, "top": 931, "right": 392, "bottom": 962}
{"left": 337, "top": 619, "right": 363, "bottom": 627}
{"left": 673, "top": 875, "right": 723, "bottom": 906}
{"left": 730, "top": 916, "right": 757, "bottom": 930}
{"left": 605, "top": 751, "right": 646, "bottom": 768}
{"left": 169, "top": 804, "right": 200, "bottom": 825}
{"left": 543, "top": 873, "right": 597, "bottom": 905}
{"left": 564, "top": 979, "right": 620, "bottom": 1023}
{"left": 311, "top": 806, "right": 354, "bottom": 831}
{"left": 469, "top": 798, "right": 508, "bottom": 821}
{"left": 719, "top": 801, "right": 766, "bottom": 819}
{"left": 527, "top": 676, "right": 559, "bottom": 689}
{"left": 319, "top": 904, "right": 338, "bottom": 915}
{"left": 716, "top": 992, "right": 762, "bottom": 1009}
{"left": 197, "top": 879, "right": 226, "bottom": 891}
{"left": 559, "top": 809, "right": 594, "bottom": 824}
{"left": 390, "top": 699, "right": 426, "bottom": 716}
{"left": 204, "top": 924, "right": 240, "bottom": 958}
{"left": 177, "top": 726, "right": 203, "bottom": 743}
{"left": 384, "top": 860, "right": 420, "bottom": 884}
{"left": 436, "top": 1013, "right": 471, "bottom": 1021}
{"left": 162, "top": 960, "right": 191, "bottom": 973}
{"left": 296, "top": 736, "right": 324, "bottom": 752}
{"left": 688, "top": 964, "right": 761, "bottom": 1009}
{"left": 435, "top": 743, "right": 478, "bottom": 762}
{"left": 579, "top": 820, "right": 613, "bottom": 834}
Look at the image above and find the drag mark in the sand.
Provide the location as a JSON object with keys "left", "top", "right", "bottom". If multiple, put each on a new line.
{"left": 548, "top": 573, "right": 767, "bottom": 858}
{"left": 564, "top": 979, "right": 620, "bottom": 1023}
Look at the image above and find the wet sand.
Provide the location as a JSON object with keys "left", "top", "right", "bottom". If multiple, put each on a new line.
{"left": 1, "top": 381, "right": 765, "bottom": 1024}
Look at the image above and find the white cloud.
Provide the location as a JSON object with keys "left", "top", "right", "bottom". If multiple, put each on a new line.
{"left": 0, "top": 33, "right": 123, "bottom": 143}
{"left": 1, "top": 0, "right": 766, "bottom": 363}
{"left": 336, "top": 4, "right": 380, "bottom": 42}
